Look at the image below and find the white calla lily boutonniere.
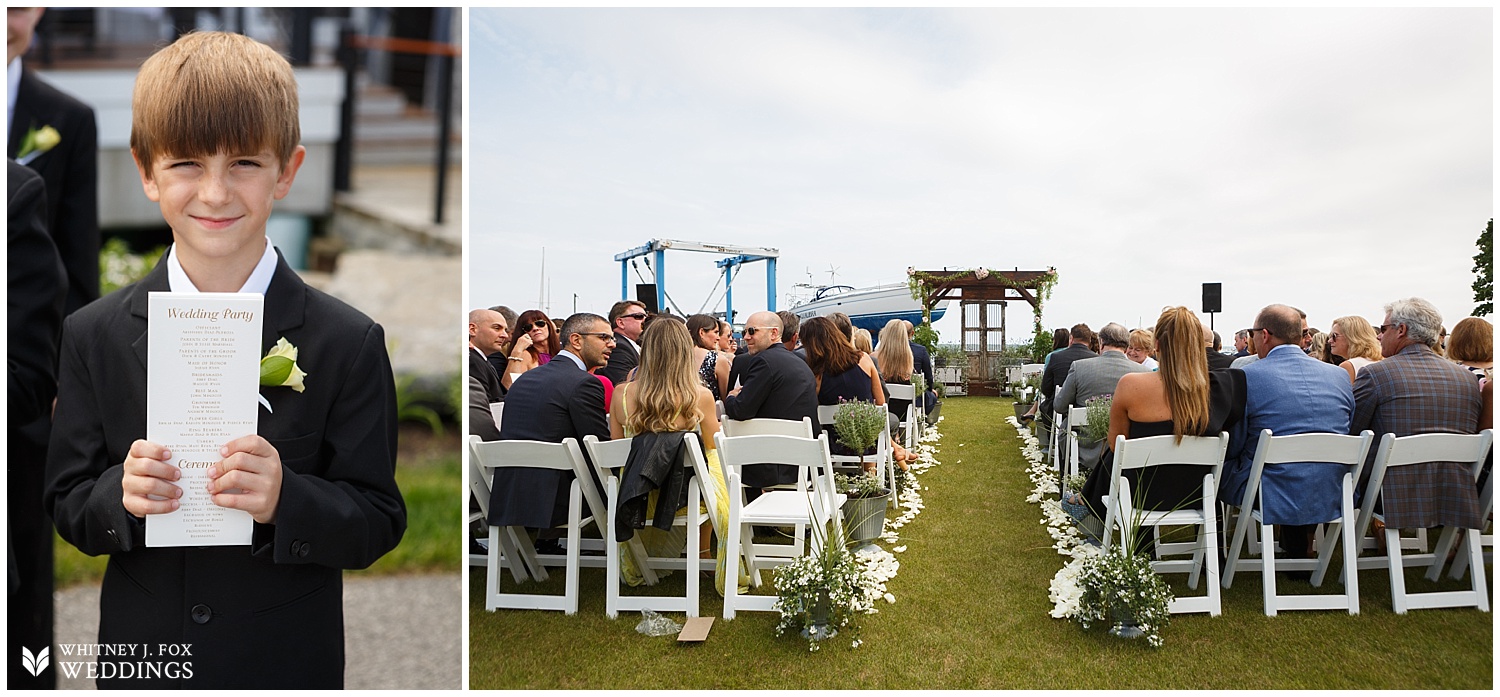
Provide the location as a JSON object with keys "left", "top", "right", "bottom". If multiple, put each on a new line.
{"left": 16, "top": 124, "right": 61, "bottom": 166}
{"left": 257, "top": 338, "right": 307, "bottom": 413}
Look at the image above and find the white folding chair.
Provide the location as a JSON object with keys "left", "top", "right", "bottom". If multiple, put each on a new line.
{"left": 1048, "top": 387, "right": 1066, "bottom": 469}
{"left": 469, "top": 436, "right": 604, "bottom": 614}
{"left": 1429, "top": 456, "right": 1493, "bottom": 582}
{"left": 721, "top": 416, "right": 818, "bottom": 551}
{"left": 1221, "top": 430, "right": 1374, "bottom": 615}
{"left": 1352, "top": 431, "right": 1492, "bottom": 614}
{"left": 885, "top": 382, "right": 919, "bottom": 452}
{"left": 581, "top": 435, "right": 703, "bottom": 619}
{"left": 1102, "top": 432, "right": 1230, "bottom": 616}
{"left": 716, "top": 431, "right": 844, "bottom": 619}
{"left": 714, "top": 400, "right": 726, "bottom": 423}
{"left": 466, "top": 435, "right": 530, "bottom": 576}
{"left": 1065, "top": 404, "right": 1090, "bottom": 480}
{"left": 817, "top": 403, "right": 893, "bottom": 496}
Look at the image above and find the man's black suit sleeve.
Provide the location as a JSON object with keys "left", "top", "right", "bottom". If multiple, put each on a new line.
{"left": 568, "top": 375, "right": 610, "bottom": 442}
{"left": 44, "top": 312, "right": 144, "bottom": 555}
{"left": 8, "top": 162, "right": 66, "bottom": 426}
{"left": 255, "top": 323, "right": 406, "bottom": 568}
{"left": 722, "top": 354, "right": 770, "bottom": 421}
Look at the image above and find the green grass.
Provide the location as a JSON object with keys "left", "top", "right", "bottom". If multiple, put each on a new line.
{"left": 54, "top": 438, "right": 460, "bottom": 586}
{"left": 469, "top": 397, "right": 1492, "bottom": 689}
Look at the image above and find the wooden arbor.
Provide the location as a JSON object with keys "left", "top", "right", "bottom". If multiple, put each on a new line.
{"left": 909, "top": 268, "right": 1057, "bottom": 396}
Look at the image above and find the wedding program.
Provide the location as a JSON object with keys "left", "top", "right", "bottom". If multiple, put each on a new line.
{"left": 145, "top": 293, "right": 263, "bottom": 547}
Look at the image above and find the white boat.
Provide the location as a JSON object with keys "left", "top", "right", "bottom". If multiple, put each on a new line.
{"left": 788, "top": 284, "right": 948, "bottom": 333}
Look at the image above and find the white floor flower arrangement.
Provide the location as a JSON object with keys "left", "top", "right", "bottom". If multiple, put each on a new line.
{"left": 771, "top": 416, "right": 943, "bottom": 650}
{"left": 1007, "top": 415, "right": 1172, "bottom": 647}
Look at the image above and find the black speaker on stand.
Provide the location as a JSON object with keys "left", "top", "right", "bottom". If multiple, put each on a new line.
{"left": 635, "top": 284, "right": 659, "bottom": 314}
{"left": 1202, "top": 282, "right": 1222, "bottom": 330}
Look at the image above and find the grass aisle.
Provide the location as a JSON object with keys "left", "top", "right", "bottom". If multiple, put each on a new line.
{"left": 468, "top": 398, "right": 1492, "bottom": 689}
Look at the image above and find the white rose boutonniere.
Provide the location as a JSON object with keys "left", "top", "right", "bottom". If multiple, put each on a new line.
{"left": 260, "top": 337, "right": 307, "bottom": 392}
{"left": 257, "top": 338, "right": 307, "bottom": 413}
{"left": 16, "top": 125, "right": 61, "bottom": 165}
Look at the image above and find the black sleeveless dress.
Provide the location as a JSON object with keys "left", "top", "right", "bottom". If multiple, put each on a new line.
{"left": 1079, "top": 370, "right": 1245, "bottom": 517}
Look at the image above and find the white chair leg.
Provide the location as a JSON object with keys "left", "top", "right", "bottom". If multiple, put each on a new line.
{"left": 1425, "top": 526, "right": 1460, "bottom": 582}
{"left": 564, "top": 485, "right": 582, "bottom": 616}
{"left": 1388, "top": 527, "right": 1407, "bottom": 615}
{"left": 1342, "top": 500, "right": 1360, "bottom": 615}
{"left": 486, "top": 526, "right": 503, "bottom": 612}
{"left": 1203, "top": 490, "right": 1221, "bottom": 617}
{"left": 1262, "top": 517, "right": 1278, "bottom": 616}
{"left": 1465, "top": 528, "right": 1490, "bottom": 613}
{"left": 496, "top": 526, "right": 529, "bottom": 584}
{"left": 724, "top": 492, "right": 742, "bottom": 620}
{"left": 687, "top": 481, "right": 701, "bottom": 619}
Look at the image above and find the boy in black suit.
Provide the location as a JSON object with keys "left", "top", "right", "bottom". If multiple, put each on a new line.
{"left": 44, "top": 32, "right": 404, "bottom": 688}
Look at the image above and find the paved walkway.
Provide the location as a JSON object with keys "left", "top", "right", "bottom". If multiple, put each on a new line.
{"left": 54, "top": 573, "right": 460, "bottom": 689}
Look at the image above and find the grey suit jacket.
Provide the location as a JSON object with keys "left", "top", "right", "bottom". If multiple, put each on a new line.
{"left": 1057, "top": 350, "right": 1150, "bottom": 471}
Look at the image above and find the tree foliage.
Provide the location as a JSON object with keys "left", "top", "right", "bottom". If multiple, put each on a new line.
{"left": 1474, "top": 219, "right": 1492, "bottom": 317}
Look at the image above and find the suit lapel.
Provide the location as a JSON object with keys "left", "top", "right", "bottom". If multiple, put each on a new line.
{"left": 9, "top": 71, "right": 44, "bottom": 158}
{"left": 260, "top": 251, "right": 307, "bottom": 353}
{"left": 128, "top": 257, "right": 173, "bottom": 371}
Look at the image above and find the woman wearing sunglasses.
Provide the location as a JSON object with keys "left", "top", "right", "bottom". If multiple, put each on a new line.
{"left": 501, "top": 309, "right": 563, "bottom": 389}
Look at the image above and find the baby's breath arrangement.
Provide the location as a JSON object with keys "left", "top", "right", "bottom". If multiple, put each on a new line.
{"left": 1074, "top": 549, "right": 1173, "bottom": 647}
{"left": 772, "top": 519, "right": 877, "bottom": 650}
{"left": 835, "top": 471, "right": 887, "bottom": 499}
{"left": 1081, "top": 394, "right": 1112, "bottom": 443}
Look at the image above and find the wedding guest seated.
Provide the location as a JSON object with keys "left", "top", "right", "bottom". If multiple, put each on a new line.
{"left": 1232, "top": 329, "right": 1252, "bottom": 358}
{"left": 1307, "top": 330, "right": 1330, "bottom": 366}
{"left": 501, "top": 309, "right": 560, "bottom": 390}
{"left": 1204, "top": 323, "right": 1236, "bottom": 370}
{"left": 777, "top": 310, "right": 806, "bottom": 359}
{"left": 492, "top": 313, "right": 614, "bottom": 549}
{"left": 469, "top": 308, "right": 508, "bottom": 403}
{"left": 1056, "top": 323, "right": 1151, "bottom": 473}
{"left": 1329, "top": 315, "right": 1382, "bottom": 383}
{"left": 801, "top": 316, "right": 913, "bottom": 470}
{"left": 904, "top": 320, "right": 938, "bottom": 414}
{"left": 722, "top": 311, "right": 817, "bottom": 488}
{"left": 1230, "top": 328, "right": 1259, "bottom": 369}
{"left": 1127, "top": 328, "right": 1159, "bottom": 371}
{"left": 1447, "top": 316, "right": 1492, "bottom": 387}
{"left": 44, "top": 32, "right": 403, "bottom": 688}
{"left": 854, "top": 327, "right": 874, "bottom": 356}
{"left": 874, "top": 320, "right": 919, "bottom": 443}
{"left": 1042, "top": 327, "right": 1070, "bottom": 367}
{"left": 602, "top": 300, "right": 649, "bottom": 384}
{"left": 1072, "top": 307, "right": 1245, "bottom": 543}
{"left": 1351, "top": 297, "right": 1483, "bottom": 537}
{"left": 1221, "top": 304, "right": 1354, "bottom": 560}
{"left": 686, "top": 313, "right": 732, "bottom": 399}
{"left": 485, "top": 305, "right": 519, "bottom": 393}
{"left": 608, "top": 319, "right": 744, "bottom": 596}
{"left": 1033, "top": 324, "right": 1098, "bottom": 451}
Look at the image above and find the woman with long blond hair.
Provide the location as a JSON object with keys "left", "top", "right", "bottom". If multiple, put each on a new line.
{"left": 1072, "top": 307, "right": 1245, "bottom": 524}
{"left": 1328, "top": 315, "right": 1382, "bottom": 383}
{"left": 608, "top": 320, "right": 745, "bottom": 596}
{"left": 875, "top": 319, "right": 917, "bottom": 429}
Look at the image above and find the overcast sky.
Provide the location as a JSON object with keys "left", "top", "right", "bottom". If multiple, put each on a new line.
{"left": 466, "top": 8, "right": 1491, "bottom": 345}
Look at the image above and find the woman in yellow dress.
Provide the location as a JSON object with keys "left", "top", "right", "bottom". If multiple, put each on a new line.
{"left": 608, "top": 318, "right": 747, "bottom": 597}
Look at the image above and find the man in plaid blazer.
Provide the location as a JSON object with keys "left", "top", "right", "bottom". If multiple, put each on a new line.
{"left": 1350, "top": 297, "right": 1483, "bottom": 530}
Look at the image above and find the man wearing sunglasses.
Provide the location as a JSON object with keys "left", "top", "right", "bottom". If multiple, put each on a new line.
{"left": 722, "top": 311, "right": 820, "bottom": 488}
{"left": 1350, "top": 298, "right": 1483, "bottom": 534}
{"left": 601, "top": 300, "right": 648, "bottom": 384}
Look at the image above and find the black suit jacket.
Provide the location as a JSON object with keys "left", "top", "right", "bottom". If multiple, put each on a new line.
{"left": 600, "top": 332, "right": 639, "bottom": 384}
{"left": 1207, "top": 348, "right": 1236, "bottom": 371}
{"left": 470, "top": 346, "right": 504, "bottom": 403}
{"left": 721, "top": 344, "right": 821, "bottom": 487}
{"left": 8, "top": 161, "right": 68, "bottom": 688}
{"left": 9, "top": 68, "right": 99, "bottom": 315}
{"left": 44, "top": 252, "right": 406, "bottom": 688}
{"left": 489, "top": 355, "right": 609, "bottom": 528}
{"left": 909, "top": 341, "right": 935, "bottom": 390}
{"left": 1040, "top": 344, "right": 1097, "bottom": 416}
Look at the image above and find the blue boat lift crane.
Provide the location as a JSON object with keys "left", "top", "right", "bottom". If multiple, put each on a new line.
{"left": 614, "top": 239, "right": 780, "bottom": 324}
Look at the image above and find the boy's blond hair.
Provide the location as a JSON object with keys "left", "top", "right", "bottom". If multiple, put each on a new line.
{"left": 131, "top": 31, "right": 300, "bottom": 174}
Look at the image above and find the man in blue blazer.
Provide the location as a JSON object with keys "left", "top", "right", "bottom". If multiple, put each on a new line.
{"left": 1221, "top": 304, "right": 1354, "bottom": 558}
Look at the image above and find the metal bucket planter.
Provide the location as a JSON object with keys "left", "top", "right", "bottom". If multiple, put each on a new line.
{"left": 1013, "top": 402, "right": 1031, "bottom": 419}
{"left": 842, "top": 489, "right": 890, "bottom": 545}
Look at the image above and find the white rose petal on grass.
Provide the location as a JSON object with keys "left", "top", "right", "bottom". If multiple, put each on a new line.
{"left": 884, "top": 593, "right": 896, "bottom": 604}
{"left": 892, "top": 545, "right": 907, "bottom": 553}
